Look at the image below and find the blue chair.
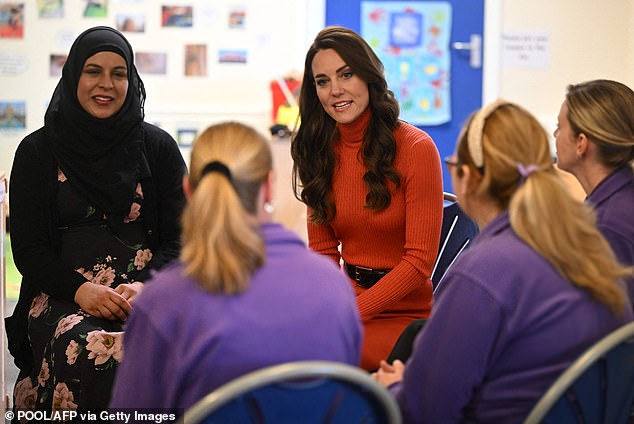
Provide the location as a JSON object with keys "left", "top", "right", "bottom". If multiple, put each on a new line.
{"left": 386, "top": 192, "right": 478, "bottom": 364}
{"left": 179, "top": 361, "right": 402, "bottom": 424}
{"left": 523, "top": 321, "right": 634, "bottom": 424}
{"left": 431, "top": 192, "right": 479, "bottom": 297}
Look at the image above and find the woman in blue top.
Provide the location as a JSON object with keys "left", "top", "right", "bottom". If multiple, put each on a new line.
{"left": 373, "top": 100, "right": 632, "bottom": 423}
{"left": 554, "top": 79, "right": 634, "bottom": 306}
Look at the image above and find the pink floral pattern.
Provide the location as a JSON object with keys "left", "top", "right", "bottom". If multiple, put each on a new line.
{"left": 65, "top": 340, "right": 80, "bottom": 365}
{"left": 15, "top": 174, "right": 153, "bottom": 412}
{"left": 14, "top": 377, "right": 37, "bottom": 411}
{"left": 123, "top": 183, "right": 144, "bottom": 223}
{"left": 76, "top": 254, "right": 141, "bottom": 291}
{"left": 54, "top": 314, "right": 84, "bottom": 339}
{"left": 29, "top": 293, "right": 49, "bottom": 318}
{"left": 85, "top": 330, "right": 124, "bottom": 366}
{"left": 37, "top": 359, "right": 50, "bottom": 387}
{"left": 93, "top": 266, "right": 116, "bottom": 286}
{"left": 57, "top": 168, "right": 67, "bottom": 182}
{"left": 133, "top": 248, "right": 153, "bottom": 271}
{"left": 52, "top": 382, "right": 78, "bottom": 412}
{"left": 124, "top": 202, "right": 141, "bottom": 223}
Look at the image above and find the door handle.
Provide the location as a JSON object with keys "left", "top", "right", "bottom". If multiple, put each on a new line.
{"left": 452, "top": 34, "right": 482, "bottom": 69}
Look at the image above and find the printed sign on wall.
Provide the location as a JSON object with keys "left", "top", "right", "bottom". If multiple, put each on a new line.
{"left": 502, "top": 30, "right": 550, "bottom": 69}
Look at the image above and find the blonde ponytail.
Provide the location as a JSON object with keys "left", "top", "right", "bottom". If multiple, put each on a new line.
{"left": 458, "top": 102, "right": 630, "bottom": 316}
{"left": 180, "top": 122, "right": 272, "bottom": 294}
{"left": 510, "top": 170, "right": 629, "bottom": 315}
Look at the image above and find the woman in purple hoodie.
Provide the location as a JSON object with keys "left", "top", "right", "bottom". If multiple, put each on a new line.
{"left": 554, "top": 79, "right": 634, "bottom": 307}
{"left": 373, "top": 100, "right": 632, "bottom": 423}
{"left": 110, "top": 122, "right": 362, "bottom": 415}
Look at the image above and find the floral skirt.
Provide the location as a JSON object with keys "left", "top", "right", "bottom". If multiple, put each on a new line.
{"left": 13, "top": 292, "right": 124, "bottom": 414}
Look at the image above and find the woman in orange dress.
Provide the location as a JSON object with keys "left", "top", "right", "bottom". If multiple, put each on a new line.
{"left": 291, "top": 26, "right": 443, "bottom": 371}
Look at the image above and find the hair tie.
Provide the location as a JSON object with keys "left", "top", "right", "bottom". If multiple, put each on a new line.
{"left": 467, "top": 98, "right": 509, "bottom": 168}
{"left": 517, "top": 163, "right": 539, "bottom": 183}
{"left": 201, "top": 161, "right": 232, "bottom": 181}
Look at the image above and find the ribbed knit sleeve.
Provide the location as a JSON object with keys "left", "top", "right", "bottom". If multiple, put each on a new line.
{"left": 309, "top": 119, "right": 443, "bottom": 321}
{"left": 307, "top": 213, "right": 341, "bottom": 265}
{"left": 355, "top": 123, "right": 443, "bottom": 319}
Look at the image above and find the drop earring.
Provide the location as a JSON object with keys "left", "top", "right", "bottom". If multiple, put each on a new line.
{"left": 264, "top": 202, "right": 275, "bottom": 214}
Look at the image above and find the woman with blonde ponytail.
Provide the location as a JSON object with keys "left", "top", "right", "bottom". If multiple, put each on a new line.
{"left": 374, "top": 101, "right": 633, "bottom": 423}
{"left": 110, "top": 122, "right": 362, "bottom": 414}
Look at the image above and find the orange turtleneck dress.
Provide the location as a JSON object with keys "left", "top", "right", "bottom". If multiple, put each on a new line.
{"left": 307, "top": 108, "right": 444, "bottom": 370}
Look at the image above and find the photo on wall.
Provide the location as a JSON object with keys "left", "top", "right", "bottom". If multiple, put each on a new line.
{"left": 0, "top": 100, "right": 26, "bottom": 129}
{"left": 162, "top": 5, "right": 193, "bottom": 27}
{"left": 228, "top": 6, "right": 245, "bottom": 29}
{"left": 218, "top": 49, "right": 247, "bottom": 64}
{"left": 136, "top": 52, "right": 167, "bottom": 75}
{"left": 49, "top": 54, "right": 68, "bottom": 77}
{"left": 116, "top": 13, "right": 146, "bottom": 33}
{"left": 185, "top": 44, "right": 206, "bottom": 76}
{"left": 176, "top": 128, "right": 197, "bottom": 147}
{"left": 37, "top": 0, "right": 63, "bottom": 18}
{"left": 0, "top": 2, "right": 24, "bottom": 39}
{"left": 83, "top": 0, "right": 107, "bottom": 18}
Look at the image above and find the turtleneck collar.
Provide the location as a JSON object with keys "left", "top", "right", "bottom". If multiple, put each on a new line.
{"left": 337, "top": 107, "right": 371, "bottom": 146}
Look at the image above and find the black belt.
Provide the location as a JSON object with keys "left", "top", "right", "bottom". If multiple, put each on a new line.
{"left": 344, "top": 263, "right": 391, "bottom": 289}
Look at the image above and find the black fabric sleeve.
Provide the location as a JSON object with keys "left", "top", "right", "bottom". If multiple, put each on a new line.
{"left": 135, "top": 123, "right": 187, "bottom": 282}
{"left": 9, "top": 130, "right": 87, "bottom": 302}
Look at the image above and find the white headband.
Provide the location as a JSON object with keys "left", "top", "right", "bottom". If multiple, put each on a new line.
{"left": 467, "top": 98, "right": 508, "bottom": 168}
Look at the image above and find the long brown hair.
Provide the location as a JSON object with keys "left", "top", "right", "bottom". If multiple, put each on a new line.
{"left": 291, "top": 26, "right": 400, "bottom": 224}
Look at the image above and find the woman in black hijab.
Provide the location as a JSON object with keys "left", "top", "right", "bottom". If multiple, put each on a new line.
{"left": 7, "top": 26, "right": 186, "bottom": 412}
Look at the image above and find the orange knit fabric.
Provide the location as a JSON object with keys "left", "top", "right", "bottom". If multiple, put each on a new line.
{"left": 308, "top": 109, "right": 444, "bottom": 370}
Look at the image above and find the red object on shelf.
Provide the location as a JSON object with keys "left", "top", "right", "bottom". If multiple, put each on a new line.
{"left": 270, "top": 79, "right": 301, "bottom": 122}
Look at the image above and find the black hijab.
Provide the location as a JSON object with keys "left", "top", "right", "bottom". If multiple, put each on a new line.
{"left": 45, "top": 26, "right": 149, "bottom": 218}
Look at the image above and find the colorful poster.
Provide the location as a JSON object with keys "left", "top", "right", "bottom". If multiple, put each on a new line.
{"left": 362, "top": 1, "right": 451, "bottom": 126}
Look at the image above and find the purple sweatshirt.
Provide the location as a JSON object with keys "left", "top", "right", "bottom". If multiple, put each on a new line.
{"left": 587, "top": 166, "right": 634, "bottom": 307}
{"left": 110, "top": 222, "right": 362, "bottom": 413}
{"left": 391, "top": 212, "right": 633, "bottom": 424}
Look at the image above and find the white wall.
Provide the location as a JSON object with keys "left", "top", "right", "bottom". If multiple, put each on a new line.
{"left": 497, "top": 0, "right": 634, "bottom": 139}
{"left": 1, "top": 0, "right": 633, "bottom": 182}
{"left": 631, "top": 3, "right": 634, "bottom": 84}
{"left": 0, "top": 0, "right": 324, "bottom": 179}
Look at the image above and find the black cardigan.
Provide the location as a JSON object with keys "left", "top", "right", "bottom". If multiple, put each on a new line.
{"left": 6, "top": 122, "right": 187, "bottom": 371}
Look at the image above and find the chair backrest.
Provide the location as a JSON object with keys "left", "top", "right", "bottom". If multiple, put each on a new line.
{"left": 430, "top": 192, "right": 478, "bottom": 297}
{"left": 523, "top": 321, "right": 634, "bottom": 424}
{"left": 180, "top": 360, "right": 402, "bottom": 424}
